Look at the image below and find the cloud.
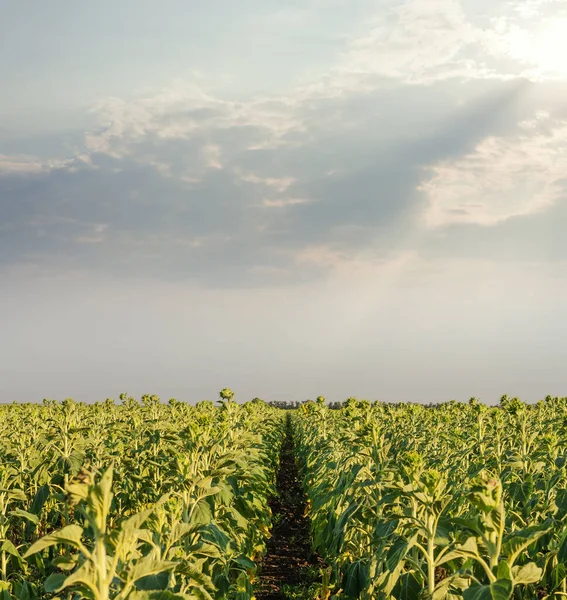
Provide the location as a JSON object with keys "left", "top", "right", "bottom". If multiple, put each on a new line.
{"left": 0, "top": 153, "right": 83, "bottom": 176}
{"left": 0, "top": 74, "right": 555, "bottom": 286}
{"left": 336, "top": 0, "right": 483, "bottom": 84}
{"left": 262, "top": 198, "right": 311, "bottom": 208}
{"left": 85, "top": 80, "right": 305, "bottom": 161}
{"left": 3, "top": 0, "right": 567, "bottom": 289}
{"left": 420, "top": 111, "right": 567, "bottom": 226}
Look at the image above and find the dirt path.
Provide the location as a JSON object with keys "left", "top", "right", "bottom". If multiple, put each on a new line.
{"left": 256, "top": 413, "right": 322, "bottom": 599}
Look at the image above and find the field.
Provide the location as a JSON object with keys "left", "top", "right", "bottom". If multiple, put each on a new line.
{"left": 0, "top": 393, "right": 566, "bottom": 599}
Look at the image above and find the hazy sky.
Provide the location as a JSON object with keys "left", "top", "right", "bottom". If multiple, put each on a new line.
{"left": 2, "top": 0, "right": 567, "bottom": 404}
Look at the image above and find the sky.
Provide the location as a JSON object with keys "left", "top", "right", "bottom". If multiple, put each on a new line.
{"left": 2, "top": 0, "right": 567, "bottom": 404}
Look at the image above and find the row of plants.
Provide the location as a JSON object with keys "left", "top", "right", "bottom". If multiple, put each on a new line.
{"left": 0, "top": 391, "right": 284, "bottom": 599}
{"left": 294, "top": 396, "right": 567, "bottom": 599}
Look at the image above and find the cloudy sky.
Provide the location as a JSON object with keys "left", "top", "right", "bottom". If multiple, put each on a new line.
{"left": 2, "top": 0, "right": 567, "bottom": 404}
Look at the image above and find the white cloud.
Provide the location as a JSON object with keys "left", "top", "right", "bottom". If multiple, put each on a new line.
{"left": 240, "top": 173, "right": 296, "bottom": 192}
{"left": 85, "top": 80, "right": 305, "bottom": 161}
{"left": 509, "top": 0, "right": 565, "bottom": 19}
{"left": 72, "top": 0, "right": 567, "bottom": 199}
{"left": 420, "top": 112, "right": 567, "bottom": 227}
{"left": 336, "top": 0, "right": 481, "bottom": 83}
{"left": 326, "top": 0, "right": 567, "bottom": 88}
{"left": 481, "top": 15, "right": 567, "bottom": 81}
{"left": 262, "top": 198, "right": 311, "bottom": 208}
{"left": 0, "top": 154, "right": 73, "bottom": 176}
{"left": 202, "top": 144, "right": 222, "bottom": 170}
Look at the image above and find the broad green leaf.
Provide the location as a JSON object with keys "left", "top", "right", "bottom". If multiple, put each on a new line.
{"left": 438, "top": 537, "right": 479, "bottom": 566}
{"left": 233, "top": 555, "right": 255, "bottom": 571}
{"left": 386, "top": 535, "right": 415, "bottom": 571}
{"left": 374, "top": 519, "right": 398, "bottom": 539}
{"left": 511, "top": 562, "right": 542, "bottom": 585}
{"left": 121, "top": 509, "right": 154, "bottom": 534}
{"left": 0, "top": 582, "right": 11, "bottom": 600}
{"left": 44, "top": 574, "right": 67, "bottom": 593}
{"left": 1, "top": 539, "right": 22, "bottom": 559}
{"left": 343, "top": 560, "right": 369, "bottom": 598}
{"left": 191, "top": 501, "right": 213, "bottom": 526}
{"left": 558, "top": 529, "right": 567, "bottom": 562}
{"left": 135, "top": 572, "right": 170, "bottom": 591}
{"left": 1, "top": 489, "right": 26, "bottom": 502}
{"left": 90, "top": 466, "right": 114, "bottom": 531}
{"left": 131, "top": 593, "right": 197, "bottom": 600}
{"left": 502, "top": 521, "right": 552, "bottom": 566}
{"left": 463, "top": 579, "right": 513, "bottom": 600}
{"left": 29, "top": 485, "right": 50, "bottom": 516}
{"left": 127, "top": 559, "right": 178, "bottom": 584}
{"left": 393, "top": 571, "right": 422, "bottom": 600}
{"left": 24, "top": 524, "right": 84, "bottom": 557}
{"left": 170, "top": 522, "right": 200, "bottom": 545}
{"left": 52, "top": 555, "right": 79, "bottom": 570}
{"left": 496, "top": 560, "right": 511, "bottom": 582}
{"left": 433, "top": 576, "right": 471, "bottom": 600}
{"left": 9, "top": 509, "right": 39, "bottom": 524}
{"left": 47, "top": 562, "right": 97, "bottom": 598}
{"left": 552, "top": 563, "right": 567, "bottom": 590}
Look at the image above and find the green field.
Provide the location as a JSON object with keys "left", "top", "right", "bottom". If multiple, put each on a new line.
{"left": 1, "top": 393, "right": 566, "bottom": 599}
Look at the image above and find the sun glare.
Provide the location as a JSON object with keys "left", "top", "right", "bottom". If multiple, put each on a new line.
{"left": 531, "top": 18, "right": 567, "bottom": 77}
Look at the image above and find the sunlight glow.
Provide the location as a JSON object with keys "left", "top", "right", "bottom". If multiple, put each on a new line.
{"left": 532, "top": 19, "right": 567, "bottom": 77}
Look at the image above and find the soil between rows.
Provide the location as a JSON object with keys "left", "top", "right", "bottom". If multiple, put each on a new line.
{"left": 256, "top": 414, "right": 323, "bottom": 599}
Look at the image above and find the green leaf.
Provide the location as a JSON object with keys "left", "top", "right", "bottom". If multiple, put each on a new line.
{"left": 233, "top": 555, "right": 256, "bottom": 571}
{"left": 343, "top": 560, "right": 369, "bottom": 598}
{"left": 511, "top": 562, "right": 542, "bottom": 585}
{"left": 0, "top": 585, "right": 11, "bottom": 600}
{"left": 135, "top": 572, "right": 170, "bottom": 591}
{"left": 438, "top": 537, "right": 479, "bottom": 566}
{"left": 433, "top": 576, "right": 470, "bottom": 600}
{"left": 496, "top": 560, "right": 511, "bottom": 581}
{"left": 434, "top": 517, "right": 453, "bottom": 547}
{"left": 170, "top": 522, "right": 200, "bottom": 546}
{"left": 48, "top": 562, "right": 98, "bottom": 597}
{"left": 191, "top": 500, "right": 213, "bottom": 526}
{"left": 1, "top": 539, "right": 22, "bottom": 559}
{"left": 552, "top": 563, "right": 567, "bottom": 590}
{"left": 24, "top": 524, "right": 84, "bottom": 557}
{"left": 121, "top": 509, "right": 153, "bottom": 534}
{"left": 44, "top": 573, "right": 67, "bottom": 593}
{"left": 463, "top": 579, "right": 513, "bottom": 600}
{"left": 374, "top": 519, "right": 398, "bottom": 539}
{"left": 129, "top": 592, "right": 195, "bottom": 600}
{"left": 502, "top": 521, "right": 552, "bottom": 566}
{"left": 558, "top": 529, "right": 567, "bottom": 563}
{"left": 9, "top": 509, "right": 39, "bottom": 524}
{"left": 29, "top": 485, "right": 50, "bottom": 516}
{"left": 386, "top": 535, "right": 414, "bottom": 571}
{"left": 200, "top": 523, "right": 231, "bottom": 553}
{"left": 451, "top": 517, "right": 483, "bottom": 537}
{"left": 556, "top": 490, "right": 567, "bottom": 518}
{"left": 175, "top": 562, "right": 215, "bottom": 591}
{"left": 52, "top": 555, "right": 79, "bottom": 570}
{"left": 1, "top": 489, "right": 26, "bottom": 502}
{"left": 127, "top": 559, "right": 178, "bottom": 584}
{"left": 12, "top": 580, "right": 35, "bottom": 600}
{"left": 89, "top": 466, "right": 114, "bottom": 531}
{"left": 393, "top": 572, "right": 422, "bottom": 600}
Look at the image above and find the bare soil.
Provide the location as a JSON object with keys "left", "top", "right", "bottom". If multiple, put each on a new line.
{"left": 256, "top": 414, "right": 323, "bottom": 599}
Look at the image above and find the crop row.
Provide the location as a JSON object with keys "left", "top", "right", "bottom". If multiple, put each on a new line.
{"left": 0, "top": 394, "right": 284, "bottom": 599}
{"left": 294, "top": 396, "right": 567, "bottom": 599}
